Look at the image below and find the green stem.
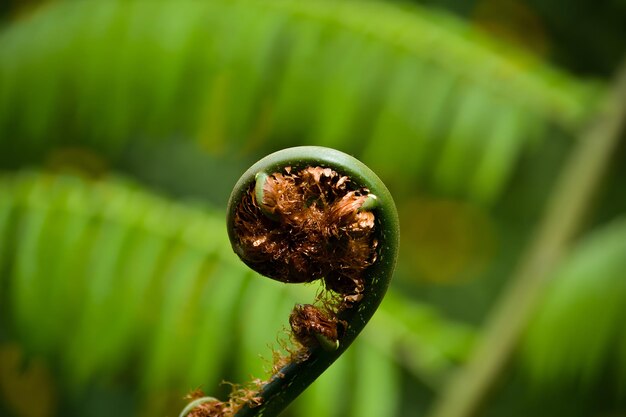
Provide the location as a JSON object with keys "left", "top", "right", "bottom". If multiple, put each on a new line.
{"left": 186, "top": 146, "right": 399, "bottom": 417}
{"left": 427, "top": 60, "right": 626, "bottom": 417}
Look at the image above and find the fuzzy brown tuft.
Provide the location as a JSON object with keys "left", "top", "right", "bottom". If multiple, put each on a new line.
{"left": 185, "top": 400, "right": 227, "bottom": 417}
{"left": 233, "top": 166, "right": 377, "bottom": 301}
{"left": 184, "top": 381, "right": 264, "bottom": 417}
{"left": 289, "top": 304, "right": 340, "bottom": 349}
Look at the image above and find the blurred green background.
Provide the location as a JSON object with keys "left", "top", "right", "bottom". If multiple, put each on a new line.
{"left": 0, "top": 0, "right": 625, "bottom": 416}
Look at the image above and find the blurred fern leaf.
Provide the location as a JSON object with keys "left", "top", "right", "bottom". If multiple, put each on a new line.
{"left": 523, "top": 217, "right": 626, "bottom": 389}
{"left": 0, "top": 0, "right": 604, "bottom": 203}
{"left": 0, "top": 170, "right": 250, "bottom": 394}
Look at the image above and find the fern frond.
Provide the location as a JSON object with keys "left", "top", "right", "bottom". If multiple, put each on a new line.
{"left": 0, "top": 171, "right": 250, "bottom": 393}
{"left": 0, "top": 0, "right": 604, "bottom": 203}
{"left": 523, "top": 217, "right": 626, "bottom": 389}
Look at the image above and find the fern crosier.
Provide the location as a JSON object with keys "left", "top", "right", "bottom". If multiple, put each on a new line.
{"left": 181, "top": 146, "right": 400, "bottom": 417}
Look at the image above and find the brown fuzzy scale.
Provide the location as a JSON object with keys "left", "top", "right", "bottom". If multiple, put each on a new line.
{"left": 270, "top": 330, "right": 311, "bottom": 376}
{"left": 185, "top": 400, "right": 227, "bottom": 417}
{"left": 233, "top": 166, "right": 378, "bottom": 302}
{"left": 185, "top": 382, "right": 264, "bottom": 417}
{"left": 289, "top": 304, "right": 340, "bottom": 349}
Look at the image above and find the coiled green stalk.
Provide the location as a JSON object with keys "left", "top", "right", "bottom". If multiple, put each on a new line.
{"left": 182, "top": 146, "right": 399, "bottom": 417}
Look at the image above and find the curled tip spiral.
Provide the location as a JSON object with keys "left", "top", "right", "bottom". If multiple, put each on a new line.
{"left": 185, "top": 146, "right": 399, "bottom": 417}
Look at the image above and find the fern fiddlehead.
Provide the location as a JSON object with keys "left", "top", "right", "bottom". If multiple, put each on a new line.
{"left": 181, "top": 146, "right": 399, "bottom": 417}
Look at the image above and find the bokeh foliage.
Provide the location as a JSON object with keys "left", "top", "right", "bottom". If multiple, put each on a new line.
{"left": 0, "top": 1, "right": 624, "bottom": 417}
